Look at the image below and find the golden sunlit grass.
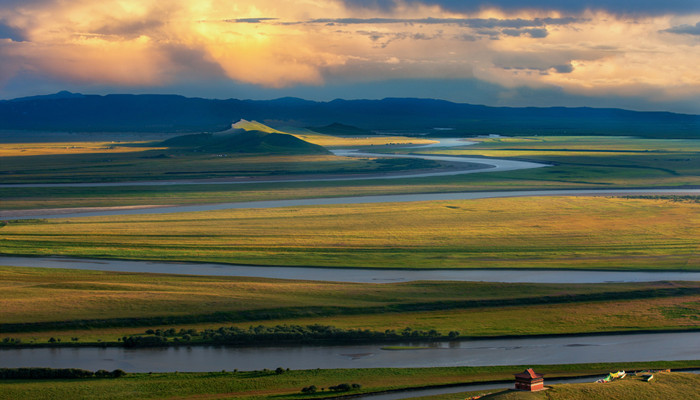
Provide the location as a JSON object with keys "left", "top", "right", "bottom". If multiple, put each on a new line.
{"left": 3, "top": 265, "right": 676, "bottom": 325}
{"left": 235, "top": 296, "right": 700, "bottom": 338}
{"left": 2, "top": 365, "right": 698, "bottom": 400}
{"left": 2, "top": 135, "right": 697, "bottom": 212}
{"left": 421, "top": 371, "right": 700, "bottom": 400}
{"left": 2, "top": 196, "right": 697, "bottom": 270}
{"left": 0, "top": 133, "right": 439, "bottom": 184}
{"left": 1, "top": 265, "right": 697, "bottom": 343}
{"left": 467, "top": 136, "right": 700, "bottom": 152}
{"left": 0, "top": 141, "right": 161, "bottom": 157}
{"left": 290, "top": 130, "right": 437, "bottom": 147}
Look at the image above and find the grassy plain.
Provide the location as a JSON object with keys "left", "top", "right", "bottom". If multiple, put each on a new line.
{"left": 0, "top": 128, "right": 436, "bottom": 184}
{"left": 0, "top": 146, "right": 438, "bottom": 184}
{"left": 2, "top": 196, "right": 698, "bottom": 270}
{"left": 418, "top": 371, "right": 700, "bottom": 400}
{"left": 0, "top": 266, "right": 698, "bottom": 343}
{"left": 0, "top": 363, "right": 698, "bottom": 400}
{"left": 1, "top": 135, "right": 698, "bottom": 211}
{"left": 412, "top": 136, "right": 700, "bottom": 188}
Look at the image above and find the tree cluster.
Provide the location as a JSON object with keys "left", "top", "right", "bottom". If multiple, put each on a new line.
{"left": 0, "top": 368, "right": 126, "bottom": 380}
{"left": 123, "top": 324, "right": 461, "bottom": 347}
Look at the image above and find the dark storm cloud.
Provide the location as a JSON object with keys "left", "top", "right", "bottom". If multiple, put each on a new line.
{"left": 663, "top": 21, "right": 700, "bottom": 35}
{"left": 355, "top": 30, "right": 442, "bottom": 48}
{"left": 0, "top": 0, "right": 48, "bottom": 5}
{"left": 305, "top": 17, "right": 579, "bottom": 28}
{"left": 0, "top": 21, "right": 27, "bottom": 42}
{"left": 227, "top": 18, "right": 279, "bottom": 23}
{"left": 493, "top": 52, "right": 582, "bottom": 74}
{"left": 502, "top": 28, "right": 548, "bottom": 38}
{"left": 342, "top": 0, "right": 700, "bottom": 15}
{"left": 552, "top": 63, "right": 574, "bottom": 73}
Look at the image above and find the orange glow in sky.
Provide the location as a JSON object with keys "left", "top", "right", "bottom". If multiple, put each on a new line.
{"left": 1, "top": 0, "right": 699, "bottom": 111}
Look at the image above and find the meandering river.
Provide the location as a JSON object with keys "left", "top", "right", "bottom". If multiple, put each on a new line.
{"left": 5, "top": 188, "right": 699, "bottom": 219}
{"left": 2, "top": 138, "right": 698, "bottom": 375}
{"left": 2, "top": 256, "right": 699, "bottom": 283}
{"left": 0, "top": 332, "right": 697, "bottom": 372}
{"left": 0, "top": 139, "right": 545, "bottom": 189}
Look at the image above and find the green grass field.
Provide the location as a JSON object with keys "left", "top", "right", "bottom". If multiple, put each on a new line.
{"left": 417, "top": 371, "right": 700, "bottom": 400}
{"left": 1, "top": 135, "right": 697, "bottom": 212}
{"left": 0, "top": 128, "right": 437, "bottom": 185}
{"left": 0, "top": 363, "right": 697, "bottom": 400}
{"left": 412, "top": 136, "right": 700, "bottom": 188}
{"left": 1, "top": 133, "right": 698, "bottom": 397}
{"left": 0, "top": 146, "right": 439, "bottom": 184}
{"left": 1, "top": 265, "right": 697, "bottom": 344}
{"left": 2, "top": 196, "right": 697, "bottom": 270}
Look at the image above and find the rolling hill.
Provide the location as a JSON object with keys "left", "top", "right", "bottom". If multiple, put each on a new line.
{"left": 161, "top": 119, "right": 330, "bottom": 155}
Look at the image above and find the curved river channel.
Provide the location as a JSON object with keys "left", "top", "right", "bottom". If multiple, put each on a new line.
{"left": 1, "top": 332, "right": 698, "bottom": 372}
{"left": 2, "top": 256, "right": 699, "bottom": 283}
{"left": 2, "top": 139, "right": 699, "bottom": 376}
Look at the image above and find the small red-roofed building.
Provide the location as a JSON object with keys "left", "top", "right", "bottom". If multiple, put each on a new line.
{"left": 514, "top": 368, "right": 544, "bottom": 391}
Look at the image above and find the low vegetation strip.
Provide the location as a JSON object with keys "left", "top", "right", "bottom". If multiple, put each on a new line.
{"left": 0, "top": 368, "right": 125, "bottom": 380}
{"left": 0, "top": 362, "right": 698, "bottom": 400}
{"left": 120, "top": 324, "right": 460, "bottom": 348}
{"left": 2, "top": 287, "right": 697, "bottom": 335}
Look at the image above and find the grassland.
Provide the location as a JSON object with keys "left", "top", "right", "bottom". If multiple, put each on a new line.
{"left": 0, "top": 143, "right": 439, "bottom": 184}
{"left": 411, "top": 136, "right": 700, "bottom": 188}
{"left": 415, "top": 371, "right": 700, "bottom": 400}
{"left": 2, "top": 196, "right": 697, "bottom": 270}
{"left": 0, "top": 265, "right": 697, "bottom": 344}
{"left": 0, "top": 126, "right": 437, "bottom": 185}
{"left": 1, "top": 133, "right": 698, "bottom": 391}
{"left": 1, "top": 135, "right": 698, "bottom": 212}
{"left": 0, "top": 363, "right": 698, "bottom": 400}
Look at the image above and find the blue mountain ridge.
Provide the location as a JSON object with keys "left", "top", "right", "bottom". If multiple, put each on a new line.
{"left": 1, "top": 92, "right": 698, "bottom": 138}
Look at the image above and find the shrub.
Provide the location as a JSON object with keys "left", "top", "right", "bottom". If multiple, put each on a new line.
{"left": 329, "top": 383, "right": 352, "bottom": 392}
{"left": 0, "top": 368, "right": 94, "bottom": 379}
{"left": 95, "top": 370, "right": 110, "bottom": 378}
{"left": 301, "top": 385, "right": 317, "bottom": 394}
{"left": 111, "top": 369, "right": 126, "bottom": 378}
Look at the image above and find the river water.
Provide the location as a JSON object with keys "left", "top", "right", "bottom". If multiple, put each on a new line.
{"left": 0, "top": 332, "right": 697, "bottom": 373}
{"left": 0, "top": 139, "right": 543, "bottom": 189}
{"left": 5, "top": 188, "right": 700, "bottom": 220}
{"left": 2, "top": 256, "right": 700, "bottom": 283}
{"left": 2, "top": 139, "right": 698, "bottom": 376}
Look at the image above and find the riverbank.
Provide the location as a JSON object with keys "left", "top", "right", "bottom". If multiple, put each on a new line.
{"left": 3, "top": 327, "right": 700, "bottom": 351}
{"left": 1, "top": 362, "right": 698, "bottom": 400}
{"left": 2, "top": 332, "right": 698, "bottom": 372}
{"left": 2, "top": 266, "right": 698, "bottom": 345}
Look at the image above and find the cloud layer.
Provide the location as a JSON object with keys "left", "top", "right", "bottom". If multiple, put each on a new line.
{"left": 0, "top": 0, "right": 699, "bottom": 112}
{"left": 343, "top": 0, "right": 700, "bottom": 15}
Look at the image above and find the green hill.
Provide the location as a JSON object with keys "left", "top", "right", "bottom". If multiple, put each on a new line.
{"left": 161, "top": 120, "right": 330, "bottom": 155}
{"left": 230, "top": 119, "right": 284, "bottom": 133}
{"left": 468, "top": 372, "right": 699, "bottom": 400}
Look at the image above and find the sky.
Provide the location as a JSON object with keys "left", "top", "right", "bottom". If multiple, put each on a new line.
{"left": 1, "top": 0, "right": 700, "bottom": 113}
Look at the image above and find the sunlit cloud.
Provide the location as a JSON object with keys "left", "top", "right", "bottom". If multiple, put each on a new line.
{"left": 0, "top": 0, "right": 699, "bottom": 112}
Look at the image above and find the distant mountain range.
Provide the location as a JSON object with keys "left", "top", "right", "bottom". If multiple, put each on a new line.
{"left": 1, "top": 91, "right": 699, "bottom": 138}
